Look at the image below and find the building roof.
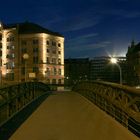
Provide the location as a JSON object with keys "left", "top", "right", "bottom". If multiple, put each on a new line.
{"left": 3, "top": 22, "right": 64, "bottom": 37}
{"left": 127, "top": 42, "right": 140, "bottom": 54}
{"left": 65, "top": 58, "right": 89, "bottom": 63}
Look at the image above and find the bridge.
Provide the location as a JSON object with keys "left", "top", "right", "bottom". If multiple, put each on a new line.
{"left": 0, "top": 81, "right": 140, "bottom": 140}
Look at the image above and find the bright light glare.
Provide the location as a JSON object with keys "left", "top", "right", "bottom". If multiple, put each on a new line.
{"left": 110, "top": 58, "right": 117, "bottom": 64}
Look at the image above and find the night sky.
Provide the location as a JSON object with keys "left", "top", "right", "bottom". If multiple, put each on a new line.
{"left": 1, "top": 0, "right": 140, "bottom": 58}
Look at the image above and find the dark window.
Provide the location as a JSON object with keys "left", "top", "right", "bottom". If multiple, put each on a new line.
{"left": 7, "top": 37, "right": 14, "bottom": 42}
{"left": 52, "top": 79, "right": 56, "bottom": 84}
{"left": 0, "top": 34, "right": 2, "bottom": 40}
{"left": 58, "top": 69, "right": 61, "bottom": 75}
{"left": 47, "top": 49, "right": 49, "bottom": 53}
{"left": 21, "top": 40, "right": 27, "bottom": 46}
{"left": 47, "top": 40, "right": 49, "bottom": 45}
{"left": 46, "top": 79, "right": 50, "bottom": 84}
{"left": 6, "top": 73, "right": 14, "bottom": 81}
{"left": 21, "top": 48, "right": 27, "bottom": 53}
{"left": 52, "top": 58, "right": 56, "bottom": 64}
{"left": 58, "top": 51, "right": 61, "bottom": 54}
{"left": 58, "top": 43, "right": 61, "bottom": 47}
{"left": 0, "top": 50, "right": 2, "bottom": 57}
{"left": 33, "top": 39, "right": 39, "bottom": 45}
{"left": 33, "top": 67, "right": 39, "bottom": 73}
{"left": 52, "top": 50, "right": 56, "bottom": 54}
{"left": 54, "top": 68, "right": 57, "bottom": 75}
{"left": 6, "top": 54, "right": 14, "bottom": 59}
{"left": 58, "top": 59, "right": 61, "bottom": 64}
{"left": 33, "top": 56, "right": 38, "bottom": 64}
{"left": 33, "top": 47, "right": 39, "bottom": 53}
{"left": 58, "top": 79, "right": 61, "bottom": 84}
{"left": 21, "top": 67, "right": 25, "bottom": 75}
{"left": 52, "top": 41, "right": 56, "bottom": 46}
{"left": 6, "top": 62, "right": 14, "bottom": 69}
{"left": 47, "top": 57, "right": 50, "bottom": 63}
{"left": 0, "top": 43, "right": 2, "bottom": 49}
{"left": 7, "top": 46, "right": 15, "bottom": 50}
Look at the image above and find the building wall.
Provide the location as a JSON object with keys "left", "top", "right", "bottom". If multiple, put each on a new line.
{"left": 0, "top": 23, "right": 64, "bottom": 85}
{"left": 90, "top": 57, "right": 127, "bottom": 84}
{"left": 126, "top": 41, "right": 140, "bottom": 85}
{"left": 64, "top": 58, "right": 90, "bottom": 85}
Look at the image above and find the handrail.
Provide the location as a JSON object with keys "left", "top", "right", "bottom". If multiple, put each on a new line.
{"left": 0, "top": 82, "right": 50, "bottom": 127}
{"left": 72, "top": 81, "right": 140, "bottom": 137}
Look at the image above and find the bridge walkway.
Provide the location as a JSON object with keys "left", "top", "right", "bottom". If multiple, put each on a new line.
{"left": 10, "top": 91, "right": 139, "bottom": 140}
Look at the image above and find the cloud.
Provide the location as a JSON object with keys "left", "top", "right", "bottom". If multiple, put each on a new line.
{"left": 66, "top": 33, "right": 99, "bottom": 43}
{"left": 61, "top": 17, "right": 100, "bottom": 32}
{"left": 66, "top": 40, "right": 112, "bottom": 51}
{"left": 48, "top": 8, "right": 101, "bottom": 32}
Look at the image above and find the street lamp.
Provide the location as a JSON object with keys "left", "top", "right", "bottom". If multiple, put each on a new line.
{"left": 110, "top": 57, "right": 122, "bottom": 85}
{"left": 23, "top": 53, "right": 29, "bottom": 82}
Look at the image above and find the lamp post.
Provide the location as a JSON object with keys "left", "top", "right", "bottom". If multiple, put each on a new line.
{"left": 110, "top": 58, "right": 122, "bottom": 85}
{"left": 23, "top": 53, "right": 29, "bottom": 82}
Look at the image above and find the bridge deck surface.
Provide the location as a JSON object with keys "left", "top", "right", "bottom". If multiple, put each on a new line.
{"left": 10, "top": 91, "right": 139, "bottom": 140}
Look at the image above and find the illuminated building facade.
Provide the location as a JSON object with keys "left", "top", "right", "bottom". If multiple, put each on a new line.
{"left": 0, "top": 22, "right": 64, "bottom": 84}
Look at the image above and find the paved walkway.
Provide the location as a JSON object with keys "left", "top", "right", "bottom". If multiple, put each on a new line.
{"left": 10, "top": 91, "right": 139, "bottom": 140}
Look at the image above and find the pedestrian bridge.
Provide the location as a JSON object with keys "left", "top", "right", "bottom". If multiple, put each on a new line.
{"left": 0, "top": 81, "right": 140, "bottom": 140}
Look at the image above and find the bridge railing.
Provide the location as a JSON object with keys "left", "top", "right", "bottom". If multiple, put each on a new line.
{"left": 0, "top": 82, "right": 50, "bottom": 127}
{"left": 72, "top": 81, "right": 140, "bottom": 137}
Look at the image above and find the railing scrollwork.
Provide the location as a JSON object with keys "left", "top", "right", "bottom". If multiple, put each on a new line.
{"left": 72, "top": 81, "right": 140, "bottom": 137}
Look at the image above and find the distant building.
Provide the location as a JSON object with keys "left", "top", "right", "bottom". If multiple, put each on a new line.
{"left": 90, "top": 56, "right": 127, "bottom": 84}
{"left": 64, "top": 58, "right": 90, "bottom": 85}
{"left": 126, "top": 40, "right": 140, "bottom": 85}
{"left": 0, "top": 22, "right": 64, "bottom": 84}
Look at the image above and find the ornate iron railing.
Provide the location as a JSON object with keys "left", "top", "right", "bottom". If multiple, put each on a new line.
{"left": 0, "top": 82, "right": 50, "bottom": 127}
{"left": 72, "top": 81, "right": 140, "bottom": 137}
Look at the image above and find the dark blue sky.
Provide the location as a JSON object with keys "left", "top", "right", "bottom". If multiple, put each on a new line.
{"left": 1, "top": 0, "right": 140, "bottom": 58}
